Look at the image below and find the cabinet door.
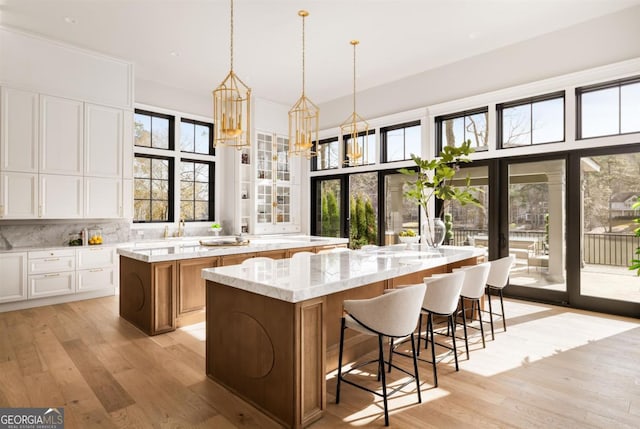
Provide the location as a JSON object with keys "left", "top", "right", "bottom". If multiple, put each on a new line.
{"left": 84, "top": 176, "right": 122, "bottom": 218}
{"left": 122, "top": 179, "right": 133, "bottom": 219}
{"left": 29, "top": 271, "right": 75, "bottom": 298}
{"left": 0, "top": 172, "right": 38, "bottom": 219}
{"left": 177, "top": 257, "right": 218, "bottom": 317}
{"left": 77, "top": 246, "right": 115, "bottom": 270}
{"left": 40, "top": 95, "right": 83, "bottom": 175}
{"left": 40, "top": 174, "right": 83, "bottom": 218}
{"left": 85, "top": 103, "right": 122, "bottom": 178}
{"left": 77, "top": 268, "right": 115, "bottom": 292}
{"left": 122, "top": 110, "right": 134, "bottom": 180}
{"left": 256, "top": 132, "right": 273, "bottom": 181}
{"left": 0, "top": 87, "right": 39, "bottom": 172}
{"left": 0, "top": 252, "right": 28, "bottom": 303}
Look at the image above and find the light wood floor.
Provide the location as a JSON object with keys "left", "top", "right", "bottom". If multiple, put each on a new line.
{"left": 0, "top": 296, "right": 638, "bottom": 428}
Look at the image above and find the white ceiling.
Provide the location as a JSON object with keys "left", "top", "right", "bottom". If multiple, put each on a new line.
{"left": 2, "top": 0, "right": 639, "bottom": 106}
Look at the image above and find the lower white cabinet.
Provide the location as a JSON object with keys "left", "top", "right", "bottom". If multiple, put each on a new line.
{"left": 77, "top": 267, "right": 114, "bottom": 292}
{"left": 29, "top": 272, "right": 76, "bottom": 299}
{"left": 76, "top": 246, "right": 116, "bottom": 292}
{"left": 0, "top": 252, "right": 28, "bottom": 303}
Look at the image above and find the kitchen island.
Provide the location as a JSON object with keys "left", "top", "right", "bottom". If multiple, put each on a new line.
{"left": 117, "top": 235, "right": 348, "bottom": 335}
{"left": 202, "top": 245, "right": 485, "bottom": 428}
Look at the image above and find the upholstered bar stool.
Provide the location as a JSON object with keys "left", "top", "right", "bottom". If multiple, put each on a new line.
{"left": 336, "top": 283, "right": 426, "bottom": 427}
{"left": 416, "top": 271, "right": 465, "bottom": 387}
{"left": 486, "top": 255, "right": 516, "bottom": 340}
{"left": 452, "top": 262, "right": 491, "bottom": 359}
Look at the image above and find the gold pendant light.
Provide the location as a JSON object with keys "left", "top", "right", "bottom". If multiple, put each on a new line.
{"left": 213, "top": 0, "right": 251, "bottom": 149}
{"left": 288, "top": 10, "right": 319, "bottom": 159}
{"left": 341, "top": 40, "right": 369, "bottom": 166}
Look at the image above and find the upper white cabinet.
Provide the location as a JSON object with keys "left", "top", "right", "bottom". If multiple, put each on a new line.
{"left": 0, "top": 87, "right": 39, "bottom": 173}
{"left": 40, "top": 95, "right": 83, "bottom": 175}
{"left": 85, "top": 103, "right": 122, "bottom": 178}
{"left": 0, "top": 172, "right": 38, "bottom": 219}
{"left": 39, "top": 174, "right": 83, "bottom": 219}
{"left": 84, "top": 176, "right": 122, "bottom": 218}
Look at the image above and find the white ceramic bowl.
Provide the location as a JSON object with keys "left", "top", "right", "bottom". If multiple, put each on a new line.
{"left": 398, "top": 235, "right": 419, "bottom": 244}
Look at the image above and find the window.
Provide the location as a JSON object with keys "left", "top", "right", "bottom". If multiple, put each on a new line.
{"left": 381, "top": 121, "right": 421, "bottom": 162}
{"left": 180, "top": 160, "right": 214, "bottom": 221}
{"left": 312, "top": 137, "right": 340, "bottom": 171}
{"left": 577, "top": 76, "right": 640, "bottom": 139}
{"left": 134, "top": 155, "right": 173, "bottom": 222}
{"left": 134, "top": 110, "right": 174, "bottom": 149}
{"left": 133, "top": 108, "right": 215, "bottom": 224}
{"left": 343, "top": 130, "right": 376, "bottom": 166}
{"left": 436, "top": 108, "right": 488, "bottom": 153}
{"left": 498, "top": 92, "right": 564, "bottom": 148}
{"left": 180, "top": 119, "right": 213, "bottom": 155}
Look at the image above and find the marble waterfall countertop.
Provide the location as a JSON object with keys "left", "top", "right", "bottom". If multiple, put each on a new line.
{"left": 202, "top": 245, "right": 486, "bottom": 303}
{"left": 116, "top": 235, "right": 349, "bottom": 263}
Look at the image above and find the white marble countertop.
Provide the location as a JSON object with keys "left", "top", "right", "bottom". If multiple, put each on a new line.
{"left": 201, "top": 245, "right": 486, "bottom": 303}
{"left": 116, "top": 235, "right": 350, "bottom": 263}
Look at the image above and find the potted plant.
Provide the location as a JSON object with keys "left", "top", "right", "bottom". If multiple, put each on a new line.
{"left": 210, "top": 222, "right": 222, "bottom": 236}
{"left": 399, "top": 140, "right": 482, "bottom": 247}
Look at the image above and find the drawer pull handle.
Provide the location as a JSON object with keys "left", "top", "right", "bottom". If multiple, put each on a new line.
{"left": 44, "top": 258, "right": 60, "bottom": 262}
{"left": 44, "top": 273, "right": 60, "bottom": 278}
{"left": 89, "top": 268, "right": 104, "bottom": 273}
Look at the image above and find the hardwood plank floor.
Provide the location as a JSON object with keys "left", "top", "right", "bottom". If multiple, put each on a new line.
{"left": 0, "top": 295, "right": 638, "bottom": 428}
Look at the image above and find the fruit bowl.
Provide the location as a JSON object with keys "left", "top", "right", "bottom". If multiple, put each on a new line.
{"left": 398, "top": 235, "right": 419, "bottom": 244}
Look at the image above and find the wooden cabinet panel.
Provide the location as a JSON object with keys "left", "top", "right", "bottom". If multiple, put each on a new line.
{"left": 153, "top": 261, "right": 176, "bottom": 334}
{"left": 177, "top": 257, "right": 218, "bottom": 317}
{"left": 259, "top": 249, "right": 287, "bottom": 260}
{"left": 220, "top": 253, "right": 255, "bottom": 266}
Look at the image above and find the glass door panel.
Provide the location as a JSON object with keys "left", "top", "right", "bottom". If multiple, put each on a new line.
{"left": 445, "top": 165, "right": 489, "bottom": 246}
{"left": 507, "top": 159, "right": 567, "bottom": 298}
{"left": 383, "top": 173, "right": 419, "bottom": 245}
{"left": 349, "top": 172, "right": 378, "bottom": 248}
{"left": 580, "top": 152, "right": 640, "bottom": 303}
{"left": 314, "top": 179, "right": 342, "bottom": 237}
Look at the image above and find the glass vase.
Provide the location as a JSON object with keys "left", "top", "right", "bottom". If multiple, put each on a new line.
{"left": 421, "top": 217, "right": 446, "bottom": 247}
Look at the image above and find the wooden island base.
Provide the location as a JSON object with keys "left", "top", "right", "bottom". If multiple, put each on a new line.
{"left": 205, "top": 255, "right": 479, "bottom": 428}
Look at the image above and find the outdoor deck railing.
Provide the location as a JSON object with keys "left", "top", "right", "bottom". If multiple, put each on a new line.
{"left": 451, "top": 229, "right": 640, "bottom": 267}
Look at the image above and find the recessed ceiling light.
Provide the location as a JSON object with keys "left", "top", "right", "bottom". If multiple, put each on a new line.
{"left": 64, "top": 16, "right": 77, "bottom": 24}
{"left": 170, "top": 51, "right": 179, "bottom": 57}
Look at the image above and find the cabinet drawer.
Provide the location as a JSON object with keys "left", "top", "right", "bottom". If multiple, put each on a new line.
{"left": 29, "top": 248, "right": 75, "bottom": 259}
{"left": 29, "top": 271, "right": 75, "bottom": 298}
{"left": 77, "top": 247, "right": 115, "bottom": 270}
{"left": 77, "top": 267, "right": 115, "bottom": 292}
{"left": 28, "top": 255, "right": 75, "bottom": 274}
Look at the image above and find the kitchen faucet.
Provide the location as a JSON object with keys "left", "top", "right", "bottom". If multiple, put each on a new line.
{"left": 176, "top": 219, "right": 185, "bottom": 237}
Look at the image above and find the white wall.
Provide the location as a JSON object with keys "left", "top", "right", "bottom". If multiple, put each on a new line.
{"left": 319, "top": 6, "right": 640, "bottom": 128}
{"left": 135, "top": 78, "right": 211, "bottom": 118}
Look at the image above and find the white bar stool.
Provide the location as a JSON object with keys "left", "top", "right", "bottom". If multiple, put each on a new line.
{"left": 486, "top": 255, "right": 516, "bottom": 340}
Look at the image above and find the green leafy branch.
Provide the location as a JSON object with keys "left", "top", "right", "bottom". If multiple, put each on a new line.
{"left": 630, "top": 196, "right": 640, "bottom": 275}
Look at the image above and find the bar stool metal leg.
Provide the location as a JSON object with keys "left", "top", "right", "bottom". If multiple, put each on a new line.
{"left": 335, "top": 317, "right": 346, "bottom": 404}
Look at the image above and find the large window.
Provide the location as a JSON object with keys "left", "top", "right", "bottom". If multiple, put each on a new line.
{"left": 180, "top": 119, "right": 213, "bottom": 155}
{"left": 381, "top": 121, "right": 421, "bottom": 162}
{"left": 134, "top": 108, "right": 215, "bottom": 223}
{"left": 343, "top": 130, "right": 376, "bottom": 166}
{"left": 498, "top": 92, "right": 564, "bottom": 148}
{"left": 180, "top": 160, "right": 213, "bottom": 221}
{"left": 578, "top": 77, "right": 640, "bottom": 139}
{"left": 134, "top": 155, "right": 173, "bottom": 222}
{"left": 436, "top": 108, "right": 488, "bottom": 153}
{"left": 134, "top": 110, "right": 174, "bottom": 150}
{"left": 313, "top": 137, "right": 340, "bottom": 171}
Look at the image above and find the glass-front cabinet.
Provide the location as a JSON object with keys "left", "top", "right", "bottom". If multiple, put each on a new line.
{"left": 254, "top": 131, "right": 300, "bottom": 234}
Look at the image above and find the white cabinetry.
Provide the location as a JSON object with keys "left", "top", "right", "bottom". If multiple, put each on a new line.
{"left": 0, "top": 87, "right": 39, "bottom": 172}
{"left": 0, "top": 172, "right": 38, "bottom": 218}
{"left": 0, "top": 252, "right": 28, "bottom": 303}
{"left": 39, "top": 174, "right": 83, "bottom": 218}
{"left": 254, "top": 131, "right": 300, "bottom": 234}
{"left": 85, "top": 103, "right": 122, "bottom": 178}
{"left": 84, "top": 176, "right": 122, "bottom": 218}
{"left": 39, "top": 95, "right": 83, "bottom": 175}
{"left": 28, "top": 249, "right": 76, "bottom": 299}
{"left": 76, "top": 246, "right": 116, "bottom": 292}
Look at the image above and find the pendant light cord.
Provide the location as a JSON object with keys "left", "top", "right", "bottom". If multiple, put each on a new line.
{"left": 352, "top": 41, "right": 357, "bottom": 115}
{"left": 230, "top": 0, "right": 234, "bottom": 71}
{"left": 302, "top": 13, "right": 306, "bottom": 95}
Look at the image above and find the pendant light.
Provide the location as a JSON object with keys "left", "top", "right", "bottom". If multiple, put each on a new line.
{"left": 213, "top": 0, "right": 251, "bottom": 149}
{"left": 340, "top": 40, "right": 369, "bottom": 166}
{"left": 288, "top": 10, "right": 319, "bottom": 159}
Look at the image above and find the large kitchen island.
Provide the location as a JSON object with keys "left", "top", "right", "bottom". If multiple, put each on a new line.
{"left": 202, "top": 245, "right": 485, "bottom": 428}
{"left": 117, "top": 235, "right": 349, "bottom": 335}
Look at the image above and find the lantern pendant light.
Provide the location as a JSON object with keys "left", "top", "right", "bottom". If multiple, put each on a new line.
{"left": 340, "top": 40, "right": 369, "bottom": 166}
{"left": 288, "top": 10, "right": 319, "bottom": 160}
{"left": 213, "top": 0, "right": 251, "bottom": 149}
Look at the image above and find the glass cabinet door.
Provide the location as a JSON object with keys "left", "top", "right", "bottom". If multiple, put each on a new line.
{"left": 257, "top": 133, "right": 273, "bottom": 181}
{"left": 276, "top": 185, "right": 291, "bottom": 223}
{"left": 256, "top": 183, "right": 272, "bottom": 225}
{"left": 275, "top": 136, "right": 290, "bottom": 182}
